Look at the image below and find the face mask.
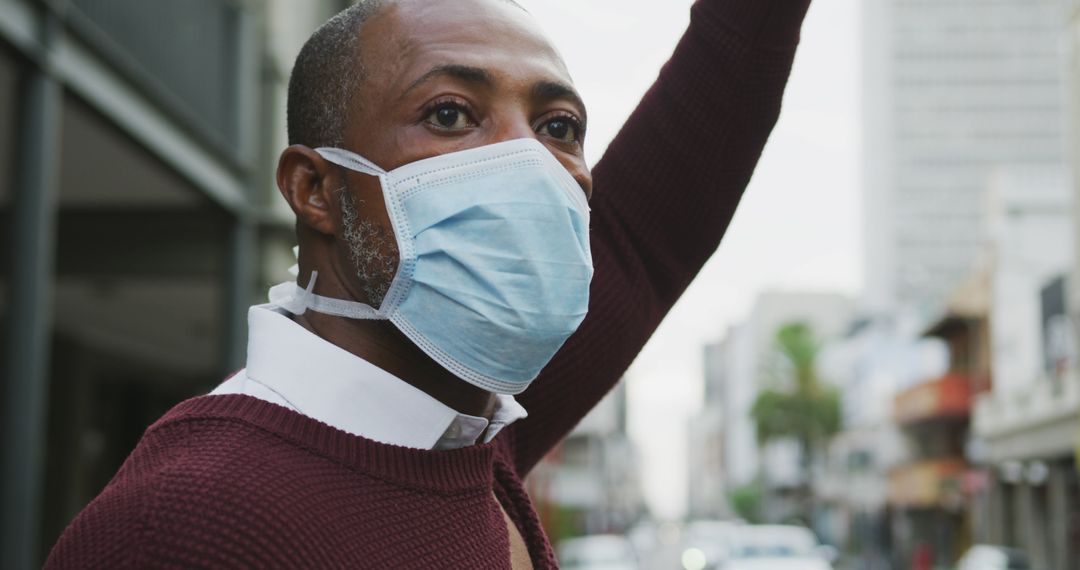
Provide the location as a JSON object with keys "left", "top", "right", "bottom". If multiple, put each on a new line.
{"left": 269, "top": 138, "right": 593, "bottom": 395}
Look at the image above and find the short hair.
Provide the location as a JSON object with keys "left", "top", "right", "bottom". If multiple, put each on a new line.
{"left": 286, "top": 0, "right": 527, "bottom": 149}
{"left": 286, "top": 1, "right": 385, "bottom": 149}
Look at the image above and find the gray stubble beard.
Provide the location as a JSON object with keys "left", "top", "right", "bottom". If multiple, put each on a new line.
{"left": 338, "top": 185, "right": 399, "bottom": 307}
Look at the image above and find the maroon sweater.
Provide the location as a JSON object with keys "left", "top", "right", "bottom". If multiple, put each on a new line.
{"left": 45, "top": 1, "right": 811, "bottom": 568}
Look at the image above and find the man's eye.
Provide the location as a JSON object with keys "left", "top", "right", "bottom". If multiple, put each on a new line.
{"left": 539, "top": 118, "right": 580, "bottom": 143}
{"left": 425, "top": 105, "right": 473, "bottom": 130}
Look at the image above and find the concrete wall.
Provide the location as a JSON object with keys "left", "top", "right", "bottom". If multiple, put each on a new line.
{"left": 984, "top": 167, "right": 1074, "bottom": 398}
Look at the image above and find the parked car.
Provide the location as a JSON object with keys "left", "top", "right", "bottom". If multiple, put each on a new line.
{"left": 558, "top": 534, "right": 640, "bottom": 570}
{"left": 957, "top": 545, "right": 1034, "bottom": 570}
{"left": 678, "top": 520, "right": 742, "bottom": 569}
{"left": 717, "top": 525, "right": 834, "bottom": 570}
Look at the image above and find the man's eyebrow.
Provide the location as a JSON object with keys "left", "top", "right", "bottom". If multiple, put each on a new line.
{"left": 404, "top": 64, "right": 494, "bottom": 95}
{"left": 533, "top": 81, "right": 588, "bottom": 125}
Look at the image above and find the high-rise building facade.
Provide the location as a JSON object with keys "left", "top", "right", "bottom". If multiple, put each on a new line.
{"left": 863, "top": 0, "right": 1068, "bottom": 312}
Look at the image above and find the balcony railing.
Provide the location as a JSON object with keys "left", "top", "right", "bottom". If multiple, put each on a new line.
{"left": 894, "top": 373, "right": 973, "bottom": 426}
{"left": 65, "top": 0, "right": 248, "bottom": 156}
{"left": 887, "top": 458, "right": 969, "bottom": 509}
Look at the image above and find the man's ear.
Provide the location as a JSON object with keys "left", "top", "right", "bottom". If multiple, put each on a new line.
{"left": 276, "top": 145, "right": 338, "bottom": 236}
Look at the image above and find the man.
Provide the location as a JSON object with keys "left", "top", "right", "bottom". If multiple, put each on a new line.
{"left": 46, "top": 0, "right": 811, "bottom": 567}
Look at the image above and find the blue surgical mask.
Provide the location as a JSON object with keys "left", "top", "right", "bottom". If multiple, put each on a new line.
{"left": 269, "top": 138, "right": 593, "bottom": 395}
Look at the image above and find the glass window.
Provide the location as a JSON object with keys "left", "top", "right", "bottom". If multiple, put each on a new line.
{"left": 40, "top": 95, "right": 230, "bottom": 550}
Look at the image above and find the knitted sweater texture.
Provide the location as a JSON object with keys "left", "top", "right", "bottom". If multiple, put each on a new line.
{"left": 45, "top": 0, "right": 811, "bottom": 567}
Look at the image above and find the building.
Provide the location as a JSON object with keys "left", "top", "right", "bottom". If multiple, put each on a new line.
{"left": 1069, "top": 0, "right": 1080, "bottom": 513}
{"left": 816, "top": 314, "right": 942, "bottom": 559}
{"left": 887, "top": 166, "right": 1079, "bottom": 568}
{"left": 888, "top": 279, "right": 991, "bottom": 569}
{"left": 858, "top": 0, "right": 1080, "bottom": 565}
{"left": 862, "top": 0, "right": 1068, "bottom": 313}
{"left": 0, "top": 1, "right": 350, "bottom": 566}
{"left": 964, "top": 166, "right": 1078, "bottom": 570}
{"left": 690, "top": 291, "right": 853, "bottom": 523}
{"left": 953, "top": 6, "right": 1080, "bottom": 566}
{"left": 686, "top": 341, "right": 730, "bottom": 521}
{"left": 528, "top": 382, "right": 644, "bottom": 543}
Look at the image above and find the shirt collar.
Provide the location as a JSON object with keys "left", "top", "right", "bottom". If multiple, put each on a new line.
{"left": 244, "top": 304, "right": 526, "bottom": 450}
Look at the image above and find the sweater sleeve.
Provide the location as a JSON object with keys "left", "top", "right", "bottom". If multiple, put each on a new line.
{"left": 510, "top": 0, "right": 813, "bottom": 475}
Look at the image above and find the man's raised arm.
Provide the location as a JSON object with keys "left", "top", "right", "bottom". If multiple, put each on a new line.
{"left": 510, "top": 0, "right": 813, "bottom": 475}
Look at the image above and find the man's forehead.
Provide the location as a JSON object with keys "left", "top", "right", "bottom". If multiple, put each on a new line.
{"left": 359, "top": 0, "right": 572, "bottom": 87}
{"left": 373, "top": 0, "right": 539, "bottom": 40}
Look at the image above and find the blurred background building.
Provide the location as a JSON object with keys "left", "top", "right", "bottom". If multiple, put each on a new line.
{"left": 862, "top": 0, "right": 1068, "bottom": 313}
{"left": 817, "top": 315, "right": 933, "bottom": 565}
{"left": 968, "top": 168, "right": 1077, "bottom": 569}
{"left": 528, "top": 383, "right": 646, "bottom": 544}
{"left": 857, "top": 0, "right": 1080, "bottom": 567}
{"left": 889, "top": 291, "right": 990, "bottom": 568}
{"left": 0, "top": 0, "right": 349, "bottom": 566}
{"left": 690, "top": 292, "right": 853, "bottom": 528}
{"left": 682, "top": 1, "right": 1080, "bottom": 569}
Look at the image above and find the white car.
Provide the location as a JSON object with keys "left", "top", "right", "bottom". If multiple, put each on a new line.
{"left": 678, "top": 520, "right": 742, "bottom": 569}
{"left": 718, "top": 525, "right": 835, "bottom": 570}
{"left": 957, "top": 545, "right": 1034, "bottom": 570}
{"left": 557, "top": 534, "right": 640, "bottom": 570}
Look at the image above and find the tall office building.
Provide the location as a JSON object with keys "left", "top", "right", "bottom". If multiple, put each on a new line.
{"left": 863, "top": 0, "right": 1068, "bottom": 312}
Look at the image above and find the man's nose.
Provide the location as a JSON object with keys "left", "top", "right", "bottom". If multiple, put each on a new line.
{"left": 487, "top": 109, "right": 593, "bottom": 200}
{"left": 488, "top": 112, "right": 539, "bottom": 144}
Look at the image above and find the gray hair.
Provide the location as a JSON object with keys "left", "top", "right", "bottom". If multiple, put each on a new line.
{"left": 286, "top": 1, "right": 385, "bottom": 148}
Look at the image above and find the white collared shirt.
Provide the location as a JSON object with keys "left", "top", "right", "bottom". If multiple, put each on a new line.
{"left": 210, "top": 304, "right": 527, "bottom": 450}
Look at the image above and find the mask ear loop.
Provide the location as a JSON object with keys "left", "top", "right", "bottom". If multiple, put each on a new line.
{"left": 268, "top": 149, "right": 390, "bottom": 319}
{"left": 268, "top": 271, "right": 319, "bottom": 315}
{"left": 315, "top": 147, "right": 386, "bottom": 177}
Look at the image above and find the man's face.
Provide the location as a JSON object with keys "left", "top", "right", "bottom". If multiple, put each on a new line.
{"left": 329, "top": 0, "right": 592, "bottom": 305}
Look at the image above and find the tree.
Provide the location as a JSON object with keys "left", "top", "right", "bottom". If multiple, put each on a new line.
{"left": 728, "top": 481, "right": 764, "bottom": 524}
{"left": 750, "top": 322, "right": 841, "bottom": 519}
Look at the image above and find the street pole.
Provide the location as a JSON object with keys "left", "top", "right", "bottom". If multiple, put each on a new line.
{"left": 1, "top": 11, "right": 63, "bottom": 569}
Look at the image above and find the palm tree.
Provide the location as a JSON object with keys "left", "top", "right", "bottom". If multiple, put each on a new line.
{"left": 750, "top": 322, "right": 841, "bottom": 520}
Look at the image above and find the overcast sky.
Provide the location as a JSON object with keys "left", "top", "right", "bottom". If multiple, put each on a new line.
{"left": 519, "top": 0, "right": 863, "bottom": 519}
